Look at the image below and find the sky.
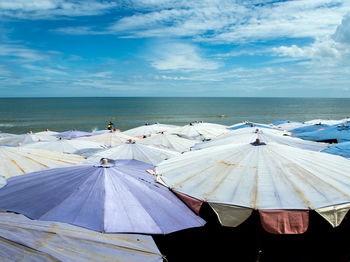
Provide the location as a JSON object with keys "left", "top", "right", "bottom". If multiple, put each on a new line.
{"left": 1, "top": 0, "right": 350, "bottom": 97}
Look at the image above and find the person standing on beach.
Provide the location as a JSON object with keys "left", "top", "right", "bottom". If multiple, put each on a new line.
{"left": 107, "top": 121, "right": 114, "bottom": 130}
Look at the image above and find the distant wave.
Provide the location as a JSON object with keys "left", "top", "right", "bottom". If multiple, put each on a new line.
{"left": 0, "top": 123, "right": 14, "bottom": 127}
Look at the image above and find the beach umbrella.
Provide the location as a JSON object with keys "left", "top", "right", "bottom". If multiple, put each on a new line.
{"left": 0, "top": 176, "right": 5, "bottom": 189}
{"left": 228, "top": 122, "right": 273, "bottom": 131}
{"left": 271, "top": 120, "right": 300, "bottom": 126}
{"left": 190, "top": 121, "right": 229, "bottom": 130}
{"left": 273, "top": 121, "right": 307, "bottom": 131}
{"left": 321, "top": 142, "right": 350, "bottom": 158}
{"left": 289, "top": 124, "right": 330, "bottom": 134}
{"left": 171, "top": 123, "right": 229, "bottom": 141}
{"left": 137, "top": 132, "right": 196, "bottom": 153}
{"left": 123, "top": 123, "right": 178, "bottom": 137}
{"left": 0, "top": 159, "right": 205, "bottom": 234}
{"left": 35, "top": 129, "right": 59, "bottom": 136}
{"left": 156, "top": 141, "right": 350, "bottom": 234}
{"left": 87, "top": 141, "right": 180, "bottom": 165}
{"left": 305, "top": 119, "right": 343, "bottom": 125}
{"left": 54, "top": 129, "right": 91, "bottom": 139}
{"left": 0, "top": 133, "right": 14, "bottom": 139}
{"left": 0, "top": 146, "right": 85, "bottom": 179}
{"left": 77, "top": 130, "right": 137, "bottom": 147}
{"left": 292, "top": 124, "right": 350, "bottom": 143}
{"left": 23, "top": 138, "right": 107, "bottom": 156}
{"left": 0, "top": 212, "right": 164, "bottom": 262}
{"left": 192, "top": 127, "right": 329, "bottom": 152}
{"left": 0, "top": 132, "right": 57, "bottom": 146}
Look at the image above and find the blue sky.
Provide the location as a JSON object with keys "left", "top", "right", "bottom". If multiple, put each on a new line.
{"left": 1, "top": 0, "right": 350, "bottom": 97}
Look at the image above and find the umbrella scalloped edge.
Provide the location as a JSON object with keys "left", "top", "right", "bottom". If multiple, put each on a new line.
{"left": 208, "top": 202, "right": 350, "bottom": 234}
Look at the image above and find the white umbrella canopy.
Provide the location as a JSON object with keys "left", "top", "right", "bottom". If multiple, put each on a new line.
{"left": 228, "top": 121, "right": 273, "bottom": 130}
{"left": 273, "top": 122, "right": 307, "bottom": 131}
{"left": 77, "top": 130, "right": 137, "bottom": 147}
{"left": 86, "top": 141, "right": 180, "bottom": 165}
{"left": 0, "top": 132, "right": 57, "bottom": 146}
{"left": 156, "top": 141, "right": 350, "bottom": 233}
{"left": 305, "top": 119, "right": 343, "bottom": 125}
{"left": 171, "top": 124, "right": 230, "bottom": 141}
{"left": 191, "top": 122, "right": 229, "bottom": 130}
{"left": 137, "top": 132, "right": 196, "bottom": 153}
{"left": 0, "top": 146, "right": 85, "bottom": 179}
{"left": 22, "top": 138, "right": 107, "bottom": 156}
{"left": 0, "top": 176, "right": 5, "bottom": 189}
{"left": 0, "top": 212, "right": 164, "bottom": 262}
{"left": 192, "top": 127, "right": 329, "bottom": 152}
{"left": 123, "top": 123, "right": 179, "bottom": 137}
{"left": 35, "top": 129, "right": 59, "bottom": 136}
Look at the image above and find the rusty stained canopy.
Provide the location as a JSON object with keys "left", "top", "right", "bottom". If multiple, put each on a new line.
{"left": 155, "top": 141, "right": 350, "bottom": 233}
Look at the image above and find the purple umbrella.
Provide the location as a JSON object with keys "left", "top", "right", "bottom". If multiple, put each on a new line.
{"left": 0, "top": 159, "right": 205, "bottom": 234}
{"left": 54, "top": 129, "right": 92, "bottom": 139}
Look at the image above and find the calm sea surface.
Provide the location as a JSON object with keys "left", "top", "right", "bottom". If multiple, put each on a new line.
{"left": 1, "top": 97, "right": 350, "bottom": 134}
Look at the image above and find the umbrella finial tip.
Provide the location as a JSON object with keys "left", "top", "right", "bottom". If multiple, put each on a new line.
{"left": 102, "top": 158, "right": 108, "bottom": 165}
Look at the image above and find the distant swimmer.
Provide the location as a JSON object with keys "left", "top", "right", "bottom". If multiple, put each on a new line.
{"left": 107, "top": 121, "right": 114, "bottom": 130}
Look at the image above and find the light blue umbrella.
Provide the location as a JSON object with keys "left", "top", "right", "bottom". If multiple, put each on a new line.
{"left": 272, "top": 120, "right": 301, "bottom": 126}
{"left": 0, "top": 159, "right": 205, "bottom": 234}
{"left": 292, "top": 125, "right": 350, "bottom": 143}
{"left": 289, "top": 124, "right": 329, "bottom": 134}
{"left": 321, "top": 142, "right": 350, "bottom": 158}
{"left": 228, "top": 122, "right": 272, "bottom": 131}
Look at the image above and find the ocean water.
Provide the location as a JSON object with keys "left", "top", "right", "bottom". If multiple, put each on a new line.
{"left": 0, "top": 97, "right": 350, "bottom": 134}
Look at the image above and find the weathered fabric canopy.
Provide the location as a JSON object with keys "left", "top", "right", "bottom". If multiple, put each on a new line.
{"left": 23, "top": 138, "right": 107, "bottom": 155}
{"left": 292, "top": 125, "right": 350, "bottom": 143}
{"left": 322, "top": 141, "right": 350, "bottom": 158}
{"left": 137, "top": 132, "right": 196, "bottom": 153}
{"left": 0, "top": 176, "right": 5, "bottom": 189}
{"left": 171, "top": 124, "right": 229, "bottom": 140}
{"left": 0, "top": 159, "right": 205, "bottom": 234}
{"left": 0, "top": 212, "right": 164, "bottom": 262}
{"left": 228, "top": 122, "right": 273, "bottom": 130}
{"left": 0, "top": 133, "right": 57, "bottom": 146}
{"left": 87, "top": 142, "right": 179, "bottom": 165}
{"left": 190, "top": 122, "right": 228, "bottom": 130}
{"left": 272, "top": 120, "right": 301, "bottom": 126}
{"left": 156, "top": 142, "right": 350, "bottom": 233}
{"left": 77, "top": 130, "right": 136, "bottom": 147}
{"left": 273, "top": 122, "right": 307, "bottom": 131}
{"left": 192, "top": 127, "right": 328, "bottom": 152}
{"left": 305, "top": 119, "right": 344, "bottom": 125}
{"left": 289, "top": 124, "right": 330, "bottom": 134}
{"left": 35, "top": 130, "right": 59, "bottom": 136}
{"left": 123, "top": 123, "right": 178, "bottom": 137}
{"left": 54, "top": 130, "right": 92, "bottom": 139}
{"left": 0, "top": 146, "right": 85, "bottom": 179}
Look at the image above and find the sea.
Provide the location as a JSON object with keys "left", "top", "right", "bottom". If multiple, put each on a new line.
{"left": 1, "top": 97, "right": 350, "bottom": 134}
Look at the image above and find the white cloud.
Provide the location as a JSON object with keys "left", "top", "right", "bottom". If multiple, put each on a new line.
{"left": 0, "top": 0, "right": 117, "bottom": 19}
{"left": 333, "top": 13, "right": 350, "bottom": 43}
{"left": 0, "top": 44, "right": 48, "bottom": 62}
{"left": 104, "top": 0, "right": 350, "bottom": 44}
{"left": 149, "top": 41, "right": 221, "bottom": 71}
{"left": 272, "top": 12, "right": 350, "bottom": 64}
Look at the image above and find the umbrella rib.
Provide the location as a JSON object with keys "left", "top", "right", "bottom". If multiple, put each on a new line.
{"left": 0, "top": 235, "right": 60, "bottom": 261}
{"left": 3, "top": 150, "right": 26, "bottom": 174}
